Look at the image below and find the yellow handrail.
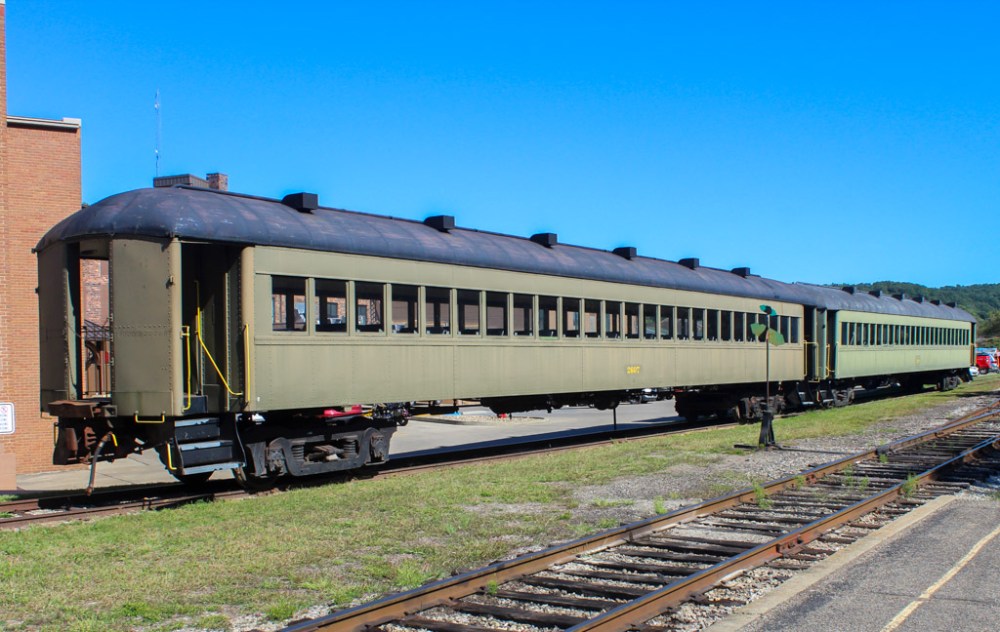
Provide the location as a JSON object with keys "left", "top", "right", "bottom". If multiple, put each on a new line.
{"left": 181, "top": 326, "right": 193, "bottom": 411}
{"left": 194, "top": 280, "right": 243, "bottom": 397}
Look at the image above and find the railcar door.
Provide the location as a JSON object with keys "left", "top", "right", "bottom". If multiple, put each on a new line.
{"left": 180, "top": 243, "right": 247, "bottom": 414}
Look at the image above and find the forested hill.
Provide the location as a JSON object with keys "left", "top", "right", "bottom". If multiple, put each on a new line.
{"left": 826, "top": 281, "right": 1000, "bottom": 322}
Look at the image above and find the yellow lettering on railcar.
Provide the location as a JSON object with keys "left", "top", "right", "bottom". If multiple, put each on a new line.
{"left": 626, "top": 365, "right": 641, "bottom": 375}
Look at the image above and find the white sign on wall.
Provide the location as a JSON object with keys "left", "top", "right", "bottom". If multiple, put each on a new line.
{"left": 0, "top": 403, "right": 14, "bottom": 435}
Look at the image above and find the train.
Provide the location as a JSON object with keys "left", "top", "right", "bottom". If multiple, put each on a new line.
{"left": 36, "top": 184, "right": 976, "bottom": 486}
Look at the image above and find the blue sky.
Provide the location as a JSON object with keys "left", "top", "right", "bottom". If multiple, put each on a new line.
{"left": 7, "top": 1, "right": 998, "bottom": 287}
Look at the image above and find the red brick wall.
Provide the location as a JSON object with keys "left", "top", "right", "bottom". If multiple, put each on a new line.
{"left": 1, "top": 123, "right": 82, "bottom": 473}
{"left": 0, "top": 3, "right": 11, "bottom": 473}
{"left": 0, "top": 4, "right": 85, "bottom": 474}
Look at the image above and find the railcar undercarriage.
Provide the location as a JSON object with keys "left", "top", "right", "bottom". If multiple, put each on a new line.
{"left": 49, "top": 401, "right": 409, "bottom": 488}
{"left": 672, "top": 368, "right": 970, "bottom": 423}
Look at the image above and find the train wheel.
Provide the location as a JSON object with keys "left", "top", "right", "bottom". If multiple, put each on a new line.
{"left": 233, "top": 465, "right": 279, "bottom": 492}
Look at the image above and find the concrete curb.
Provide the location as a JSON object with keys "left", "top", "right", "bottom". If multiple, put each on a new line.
{"left": 704, "top": 494, "right": 959, "bottom": 632}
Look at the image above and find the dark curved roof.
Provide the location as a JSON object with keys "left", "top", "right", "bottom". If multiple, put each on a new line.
{"left": 38, "top": 186, "right": 974, "bottom": 323}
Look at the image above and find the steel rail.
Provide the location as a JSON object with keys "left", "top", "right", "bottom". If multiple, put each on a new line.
{"left": 570, "top": 425, "right": 1000, "bottom": 629}
{"left": 284, "top": 402, "right": 1000, "bottom": 632}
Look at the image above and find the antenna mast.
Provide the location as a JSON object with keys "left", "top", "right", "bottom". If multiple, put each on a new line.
{"left": 154, "top": 89, "right": 161, "bottom": 177}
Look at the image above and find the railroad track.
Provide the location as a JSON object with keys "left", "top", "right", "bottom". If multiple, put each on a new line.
{"left": 283, "top": 402, "right": 1000, "bottom": 632}
{"left": 0, "top": 416, "right": 731, "bottom": 530}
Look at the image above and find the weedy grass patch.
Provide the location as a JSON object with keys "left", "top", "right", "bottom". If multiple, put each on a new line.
{"left": 0, "top": 376, "right": 996, "bottom": 630}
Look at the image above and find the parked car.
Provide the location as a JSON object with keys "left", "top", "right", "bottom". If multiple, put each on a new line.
{"left": 975, "top": 353, "right": 997, "bottom": 374}
{"left": 970, "top": 366, "right": 980, "bottom": 378}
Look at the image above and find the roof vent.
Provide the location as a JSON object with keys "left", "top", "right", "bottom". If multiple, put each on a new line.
{"left": 915, "top": 295, "right": 925, "bottom": 303}
{"left": 531, "top": 233, "right": 558, "bottom": 248}
{"left": 842, "top": 286, "right": 856, "bottom": 294}
{"left": 424, "top": 215, "right": 455, "bottom": 232}
{"left": 947, "top": 301, "right": 957, "bottom": 308}
{"left": 282, "top": 192, "right": 319, "bottom": 213}
{"left": 893, "top": 293, "right": 909, "bottom": 301}
{"left": 613, "top": 246, "right": 637, "bottom": 260}
{"left": 679, "top": 257, "right": 699, "bottom": 270}
{"left": 931, "top": 299, "right": 942, "bottom": 306}
{"left": 154, "top": 173, "right": 210, "bottom": 188}
{"left": 731, "top": 267, "right": 751, "bottom": 278}
{"left": 869, "top": 290, "right": 883, "bottom": 298}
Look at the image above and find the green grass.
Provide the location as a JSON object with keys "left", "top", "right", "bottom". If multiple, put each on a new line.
{"left": 0, "top": 375, "right": 995, "bottom": 631}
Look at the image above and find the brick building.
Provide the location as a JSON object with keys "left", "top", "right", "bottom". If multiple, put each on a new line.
{"left": 0, "top": 0, "right": 84, "bottom": 479}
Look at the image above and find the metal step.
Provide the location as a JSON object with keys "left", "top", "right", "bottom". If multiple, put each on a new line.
{"left": 174, "top": 417, "right": 222, "bottom": 442}
{"left": 177, "top": 439, "right": 236, "bottom": 467}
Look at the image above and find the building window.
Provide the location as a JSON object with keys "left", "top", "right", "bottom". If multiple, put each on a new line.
{"left": 315, "top": 279, "right": 346, "bottom": 332}
{"left": 272, "top": 276, "right": 306, "bottom": 332}
{"left": 425, "top": 287, "right": 451, "bottom": 334}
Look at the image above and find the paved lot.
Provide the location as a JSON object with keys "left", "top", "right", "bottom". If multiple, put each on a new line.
{"left": 714, "top": 496, "right": 1000, "bottom": 632}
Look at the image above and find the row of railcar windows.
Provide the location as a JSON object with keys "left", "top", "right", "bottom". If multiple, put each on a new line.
{"left": 840, "top": 321, "right": 969, "bottom": 347}
{"left": 270, "top": 276, "right": 801, "bottom": 343}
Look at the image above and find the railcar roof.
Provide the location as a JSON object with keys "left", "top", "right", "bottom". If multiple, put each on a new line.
{"left": 38, "top": 186, "right": 974, "bottom": 323}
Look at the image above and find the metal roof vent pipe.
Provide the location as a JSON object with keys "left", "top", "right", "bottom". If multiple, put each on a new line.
{"left": 915, "top": 295, "right": 925, "bottom": 303}
{"left": 679, "top": 257, "right": 699, "bottom": 270}
{"left": 613, "top": 246, "right": 637, "bottom": 260}
{"left": 424, "top": 215, "right": 455, "bottom": 232}
{"left": 869, "top": 290, "right": 883, "bottom": 298}
{"left": 731, "top": 267, "right": 751, "bottom": 278}
{"left": 842, "top": 286, "right": 856, "bottom": 294}
{"left": 282, "top": 192, "right": 319, "bottom": 213}
{"left": 931, "top": 299, "right": 942, "bottom": 306}
{"left": 893, "top": 293, "right": 909, "bottom": 301}
{"left": 531, "top": 233, "right": 558, "bottom": 248}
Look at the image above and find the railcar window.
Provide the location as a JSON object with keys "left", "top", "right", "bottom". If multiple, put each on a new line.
{"left": 707, "top": 309, "right": 718, "bottom": 341}
{"left": 458, "top": 290, "right": 481, "bottom": 335}
{"left": 780, "top": 316, "right": 790, "bottom": 344}
{"left": 513, "top": 294, "right": 533, "bottom": 336}
{"left": 355, "top": 282, "right": 385, "bottom": 333}
{"left": 425, "top": 287, "right": 451, "bottom": 334}
{"left": 605, "top": 301, "right": 622, "bottom": 339}
{"left": 746, "top": 312, "right": 767, "bottom": 342}
{"left": 563, "top": 298, "right": 581, "bottom": 338}
{"left": 539, "top": 296, "right": 558, "bottom": 337}
{"left": 486, "top": 292, "right": 508, "bottom": 336}
{"left": 315, "top": 279, "right": 347, "bottom": 332}
{"left": 643, "top": 305, "right": 657, "bottom": 339}
{"left": 734, "top": 312, "right": 745, "bottom": 342}
{"left": 390, "top": 284, "right": 419, "bottom": 334}
{"left": 585, "top": 300, "right": 601, "bottom": 338}
{"left": 272, "top": 276, "right": 307, "bottom": 332}
{"left": 693, "top": 309, "right": 705, "bottom": 341}
{"left": 677, "top": 307, "right": 690, "bottom": 340}
{"left": 625, "top": 303, "right": 640, "bottom": 339}
{"left": 660, "top": 306, "right": 674, "bottom": 340}
{"left": 790, "top": 316, "right": 799, "bottom": 343}
{"left": 721, "top": 311, "right": 732, "bottom": 341}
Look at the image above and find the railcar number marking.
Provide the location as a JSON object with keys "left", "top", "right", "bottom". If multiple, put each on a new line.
{"left": 626, "top": 365, "right": 641, "bottom": 375}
